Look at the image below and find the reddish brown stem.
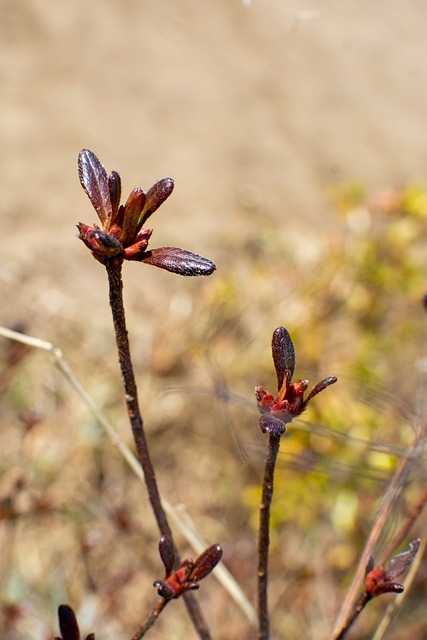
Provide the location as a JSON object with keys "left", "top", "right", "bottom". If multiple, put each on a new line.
{"left": 130, "top": 599, "right": 169, "bottom": 640}
{"left": 257, "top": 433, "right": 281, "bottom": 640}
{"left": 106, "top": 258, "right": 171, "bottom": 537}
{"left": 106, "top": 258, "right": 211, "bottom": 640}
{"left": 334, "top": 593, "right": 370, "bottom": 640}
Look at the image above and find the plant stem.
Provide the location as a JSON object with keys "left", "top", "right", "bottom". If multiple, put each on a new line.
{"left": 105, "top": 258, "right": 211, "bottom": 640}
{"left": 106, "top": 258, "right": 171, "bottom": 537}
{"left": 130, "top": 599, "right": 169, "bottom": 640}
{"left": 334, "top": 593, "right": 370, "bottom": 640}
{"left": 257, "top": 433, "right": 281, "bottom": 640}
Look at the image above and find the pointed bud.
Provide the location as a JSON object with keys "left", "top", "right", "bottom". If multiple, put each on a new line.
{"left": 365, "top": 567, "right": 404, "bottom": 598}
{"left": 191, "top": 544, "right": 223, "bottom": 581}
{"left": 77, "top": 224, "right": 123, "bottom": 257}
{"left": 153, "top": 579, "right": 176, "bottom": 600}
{"left": 58, "top": 605, "right": 81, "bottom": 640}
{"left": 121, "top": 188, "right": 147, "bottom": 245}
{"left": 272, "top": 327, "right": 295, "bottom": 388}
{"left": 364, "top": 539, "right": 420, "bottom": 599}
{"left": 123, "top": 228, "right": 153, "bottom": 260}
{"left": 258, "top": 413, "right": 288, "bottom": 436}
{"left": 78, "top": 150, "right": 112, "bottom": 225}
{"left": 140, "top": 178, "right": 174, "bottom": 226}
{"left": 255, "top": 385, "right": 275, "bottom": 408}
{"left": 159, "top": 534, "right": 175, "bottom": 576}
{"left": 108, "top": 170, "right": 122, "bottom": 223}
{"left": 305, "top": 376, "right": 338, "bottom": 402}
{"left": 141, "top": 247, "right": 216, "bottom": 276}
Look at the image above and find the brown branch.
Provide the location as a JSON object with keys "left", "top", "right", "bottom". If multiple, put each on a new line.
{"left": 130, "top": 599, "right": 169, "bottom": 640}
{"left": 106, "top": 258, "right": 211, "bottom": 640}
{"left": 257, "top": 433, "right": 281, "bottom": 640}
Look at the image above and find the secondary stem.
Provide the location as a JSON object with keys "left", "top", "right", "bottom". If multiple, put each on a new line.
{"left": 105, "top": 258, "right": 211, "bottom": 640}
{"left": 257, "top": 433, "right": 281, "bottom": 640}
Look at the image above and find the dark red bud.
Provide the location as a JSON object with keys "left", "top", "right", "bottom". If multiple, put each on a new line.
{"left": 78, "top": 150, "right": 112, "bottom": 225}
{"left": 305, "top": 376, "right": 338, "bottom": 402}
{"left": 255, "top": 385, "right": 275, "bottom": 408}
{"left": 141, "top": 247, "right": 216, "bottom": 276}
{"left": 258, "top": 413, "right": 288, "bottom": 436}
{"left": 140, "top": 178, "right": 174, "bottom": 225}
{"left": 121, "top": 188, "right": 147, "bottom": 245}
{"left": 159, "top": 534, "right": 175, "bottom": 576}
{"left": 77, "top": 224, "right": 123, "bottom": 258}
{"left": 153, "top": 579, "right": 176, "bottom": 600}
{"left": 365, "top": 568, "right": 404, "bottom": 598}
{"left": 192, "top": 544, "right": 223, "bottom": 581}
{"left": 272, "top": 327, "right": 295, "bottom": 388}
{"left": 58, "top": 605, "right": 81, "bottom": 640}
{"left": 108, "top": 170, "right": 122, "bottom": 222}
{"left": 364, "top": 539, "right": 420, "bottom": 599}
{"left": 85, "top": 635, "right": 96, "bottom": 640}
{"left": 123, "top": 228, "right": 153, "bottom": 260}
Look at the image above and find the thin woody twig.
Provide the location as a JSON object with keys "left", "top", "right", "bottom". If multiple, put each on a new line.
{"left": 105, "top": 258, "right": 172, "bottom": 539}
{"left": 257, "top": 433, "right": 281, "bottom": 640}
{"left": 130, "top": 599, "right": 169, "bottom": 640}
{"left": 105, "top": 258, "right": 211, "bottom": 640}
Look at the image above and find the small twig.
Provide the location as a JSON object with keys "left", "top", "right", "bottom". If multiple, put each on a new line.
{"left": 105, "top": 258, "right": 211, "bottom": 639}
{"left": 130, "top": 599, "right": 169, "bottom": 640}
{"left": 106, "top": 258, "right": 171, "bottom": 539}
{"left": 257, "top": 433, "right": 281, "bottom": 640}
{"left": 334, "top": 593, "right": 369, "bottom": 640}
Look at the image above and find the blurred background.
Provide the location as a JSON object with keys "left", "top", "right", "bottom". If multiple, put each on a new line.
{"left": 1, "top": 1, "right": 427, "bottom": 638}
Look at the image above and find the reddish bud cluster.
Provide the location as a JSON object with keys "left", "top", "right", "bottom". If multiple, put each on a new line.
{"left": 364, "top": 539, "right": 420, "bottom": 600}
{"left": 154, "top": 536, "right": 222, "bottom": 600}
{"left": 255, "top": 327, "right": 337, "bottom": 436}
{"left": 77, "top": 149, "right": 216, "bottom": 276}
